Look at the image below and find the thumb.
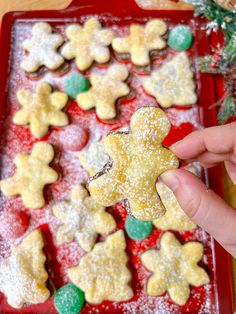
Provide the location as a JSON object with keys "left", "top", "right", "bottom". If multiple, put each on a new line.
{"left": 160, "top": 169, "right": 236, "bottom": 257}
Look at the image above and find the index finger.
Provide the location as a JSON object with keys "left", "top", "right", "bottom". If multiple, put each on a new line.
{"left": 170, "top": 122, "right": 236, "bottom": 160}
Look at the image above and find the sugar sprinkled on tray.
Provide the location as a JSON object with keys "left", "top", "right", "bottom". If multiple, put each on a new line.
{"left": 0, "top": 15, "right": 218, "bottom": 314}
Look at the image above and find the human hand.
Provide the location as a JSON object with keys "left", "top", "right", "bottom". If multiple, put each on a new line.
{"left": 160, "top": 122, "right": 236, "bottom": 257}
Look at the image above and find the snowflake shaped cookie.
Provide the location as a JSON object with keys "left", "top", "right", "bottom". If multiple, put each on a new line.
{"left": 0, "top": 229, "right": 50, "bottom": 308}
{"left": 141, "top": 232, "right": 209, "bottom": 306}
{"left": 78, "top": 141, "right": 110, "bottom": 176}
{"left": 14, "top": 82, "right": 68, "bottom": 138}
{"left": 112, "top": 19, "right": 167, "bottom": 66}
{"left": 143, "top": 52, "right": 197, "bottom": 108}
{"left": 89, "top": 107, "right": 179, "bottom": 221}
{"left": 21, "top": 22, "right": 64, "bottom": 72}
{"left": 61, "top": 18, "right": 114, "bottom": 71}
{"left": 154, "top": 165, "right": 197, "bottom": 231}
{"left": 68, "top": 230, "right": 133, "bottom": 304}
{"left": 52, "top": 185, "right": 116, "bottom": 252}
{"left": 77, "top": 64, "right": 130, "bottom": 120}
{"left": 0, "top": 142, "right": 58, "bottom": 209}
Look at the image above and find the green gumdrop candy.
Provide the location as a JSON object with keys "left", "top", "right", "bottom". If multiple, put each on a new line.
{"left": 125, "top": 216, "right": 153, "bottom": 240}
{"left": 54, "top": 283, "right": 85, "bottom": 314}
{"left": 168, "top": 25, "right": 193, "bottom": 51}
{"left": 64, "top": 73, "right": 89, "bottom": 99}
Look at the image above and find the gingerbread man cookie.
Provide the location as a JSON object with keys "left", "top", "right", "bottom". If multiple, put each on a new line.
{"left": 21, "top": 22, "right": 64, "bottom": 72}
{"left": 112, "top": 19, "right": 167, "bottom": 66}
{"left": 0, "top": 142, "right": 58, "bottom": 209}
{"left": 61, "top": 18, "right": 114, "bottom": 71}
{"left": 0, "top": 229, "right": 50, "bottom": 308}
{"left": 143, "top": 52, "right": 197, "bottom": 108}
{"left": 52, "top": 185, "right": 116, "bottom": 251}
{"left": 141, "top": 232, "right": 209, "bottom": 306}
{"left": 154, "top": 165, "right": 197, "bottom": 231}
{"left": 77, "top": 64, "right": 130, "bottom": 120}
{"left": 68, "top": 230, "right": 133, "bottom": 304}
{"left": 14, "top": 82, "right": 68, "bottom": 138}
{"left": 89, "top": 107, "right": 179, "bottom": 220}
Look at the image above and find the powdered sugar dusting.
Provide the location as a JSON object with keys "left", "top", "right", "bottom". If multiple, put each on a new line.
{"left": 0, "top": 15, "right": 218, "bottom": 314}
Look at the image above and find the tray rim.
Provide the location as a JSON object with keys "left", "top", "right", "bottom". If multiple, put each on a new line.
{"left": 0, "top": 1, "right": 233, "bottom": 313}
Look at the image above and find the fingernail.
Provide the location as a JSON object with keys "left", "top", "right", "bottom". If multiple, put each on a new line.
{"left": 170, "top": 139, "right": 183, "bottom": 150}
{"left": 160, "top": 170, "right": 179, "bottom": 191}
{"left": 229, "top": 173, "right": 236, "bottom": 185}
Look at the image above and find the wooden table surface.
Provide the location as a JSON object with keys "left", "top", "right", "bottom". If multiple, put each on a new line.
{"left": 0, "top": 0, "right": 236, "bottom": 311}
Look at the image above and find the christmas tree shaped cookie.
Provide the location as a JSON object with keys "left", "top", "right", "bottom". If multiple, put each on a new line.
{"left": 0, "top": 142, "right": 58, "bottom": 209}
{"left": 77, "top": 64, "right": 130, "bottom": 120}
{"left": 52, "top": 185, "right": 116, "bottom": 251}
{"left": 0, "top": 229, "right": 50, "bottom": 308}
{"left": 68, "top": 230, "right": 133, "bottom": 304}
{"left": 112, "top": 19, "right": 167, "bottom": 66}
{"left": 14, "top": 82, "right": 68, "bottom": 138}
{"left": 89, "top": 107, "right": 179, "bottom": 221}
{"left": 154, "top": 165, "right": 197, "bottom": 231}
{"left": 61, "top": 18, "right": 114, "bottom": 71}
{"left": 21, "top": 22, "right": 64, "bottom": 72}
{"left": 141, "top": 232, "right": 209, "bottom": 305}
{"left": 143, "top": 52, "right": 197, "bottom": 108}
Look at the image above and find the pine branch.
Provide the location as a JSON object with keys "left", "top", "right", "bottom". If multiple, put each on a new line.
{"left": 198, "top": 55, "right": 222, "bottom": 73}
{"left": 217, "top": 96, "right": 236, "bottom": 124}
{"left": 220, "top": 33, "right": 236, "bottom": 66}
{"left": 191, "top": 0, "right": 236, "bottom": 40}
{"left": 198, "top": 34, "right": 236, "bottom": 72}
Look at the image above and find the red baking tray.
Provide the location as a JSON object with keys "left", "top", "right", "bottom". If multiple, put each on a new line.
{"left": 0, "top": 0, "right": 233, "bottom": 313}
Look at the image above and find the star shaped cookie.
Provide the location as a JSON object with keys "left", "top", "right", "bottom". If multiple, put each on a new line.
{"left": 89, "top": 107, "right": 179, "bottom": 221}
{"left": 112, "top": 19, "right": 167, "bottom": 66}
{"left": 14, "top": 82, "right": 68, "bottom": 138}
{"left": 142, "top": 52, "right": 197, "bottom": 108}
{"left": 77, "top": 64, "right": 130, "bottom": 120}
{"left": 141, "top": 232, "right": 209, "bottom": 306}
{"left": 52, "top": 185, "right": 116, "bottom": 252}
{"left": 0, "top": 142, "right": 58, "bottom": 209}
{"left": 0, "top": 229, "right": 50, "bottom": 308}
{"left": 21, "top": 22, "right": 64, "bottom": 72}
{"left": 68, "top": 230, "right": 133, "bottom": 304}
{"left": 154, "top": 165, "right": 197, "bottom": 231}
{"left": 61, "top": 18, "right": 114, "bottom": 71}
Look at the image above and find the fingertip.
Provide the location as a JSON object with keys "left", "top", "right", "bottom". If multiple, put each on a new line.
{"left": 160, "top": 168, "right": 206, "bottom": 216}
{"left": 159, "top": 169, "right": 180, "bottom": 191}
{"left": 160, "top": 167, "right": 236, "bottom": 256}
{"left": 225, "top": 160, "right": 236, "bottom": 185}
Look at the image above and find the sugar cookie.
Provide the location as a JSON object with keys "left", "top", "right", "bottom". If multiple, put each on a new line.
{"left": 14, "top": 82, "right": 68, "bottom": 138}
{"left": 141, "top": 232, "right": 209, "bottom": 306}
{"left": 52, "top": 185, "right": 116, "bottom": 251}
{"left": 0, "top": 142, "right": 58, "bottom": 209}
{"left": 89, "top": 107, "right": 179, "bottom": 220}
{"left": 112, "top": 19, "right": 167, "bottom": 66}
{"left": 0, "top": 229, "right": 50, "bottom": 308}
{"left": 77, "top": 64, "right": 130, "bottom": 120}
{"left": 68, "top": 230, "right": 133, "bottom": 304}
{"left": 78, "top": 141, "right": 110, "bottom": 176}
{"left": 61, "top": 18, "right": 114, "bottom": 71}
{"left": 143, "top": 52, "right": 197, "bottom": 108}
{"left": 21, "top": 22, "right": 64, "bottom": 72}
